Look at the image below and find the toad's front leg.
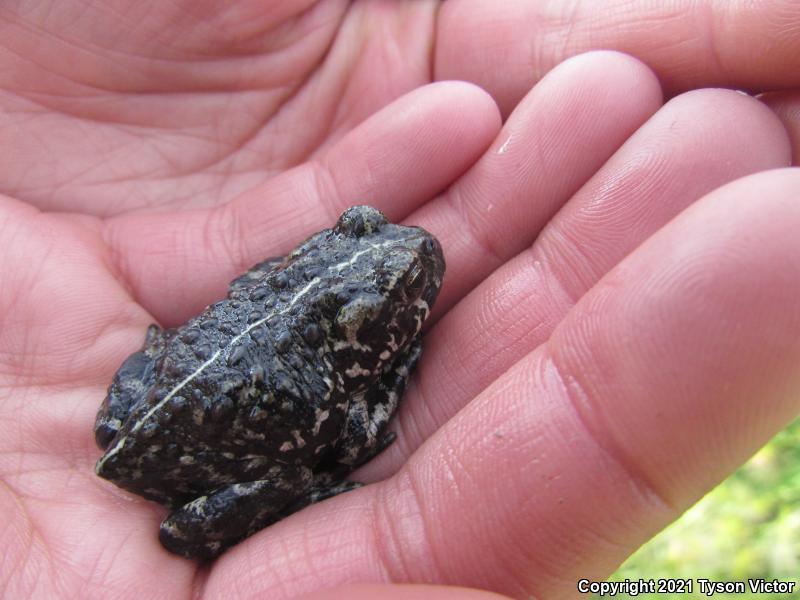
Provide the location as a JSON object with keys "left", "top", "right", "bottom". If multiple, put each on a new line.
{"left": 335, "top": 338, "right": 423, "bottom": 470}
{"left": 159, "top": 464, "right": 312, "bottom": 559}
{"left": 269, "top": 341, "right": 425, "bottom": 522}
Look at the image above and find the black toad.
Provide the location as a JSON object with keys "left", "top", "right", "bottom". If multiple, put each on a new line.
{"left": 94, "top": 205, "right": 445, "bottom": 559}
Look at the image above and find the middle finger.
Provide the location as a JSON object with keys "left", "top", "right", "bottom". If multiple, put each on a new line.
{"left": 361, "top": 84, "right": 791, "bottom": 480}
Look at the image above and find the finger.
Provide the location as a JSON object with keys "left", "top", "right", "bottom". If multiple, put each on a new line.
{"left": 436, "top": 0, "right": 800, "bottom": 116}
{"left": 106, "top": 82, "right": 501, "bottom": 326}
{"left": 204, "top": 169, "right": 800, "bottom": 599}
{"left": 413, "top": 51, "right": 662, "bottom": 315}
{"left": 108, "top": 51, "right": 659, "bottom": 328}
{"left": 360, "top": 87, "right": 790, "bottom": 479}
{"left": 294, "top": 583, "right": 511, "bottom": 600}
{"left": 760, "top": 90, "right": 800, "bottom": 164}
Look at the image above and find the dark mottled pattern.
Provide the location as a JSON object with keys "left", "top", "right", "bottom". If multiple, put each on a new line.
{"left": 94, "top": 206, "right": 445, "bottom": 559}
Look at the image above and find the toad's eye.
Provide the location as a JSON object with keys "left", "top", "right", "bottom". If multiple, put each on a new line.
{"left": 404, "top": 263, "right": 425, "bottom": 299}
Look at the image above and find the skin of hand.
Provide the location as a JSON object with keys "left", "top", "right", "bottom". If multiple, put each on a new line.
{"left": 1, "top": 0, "right": 799, "bottom": 217}
{"left": 1, "top": 3, "right": 799, "bottom": 600}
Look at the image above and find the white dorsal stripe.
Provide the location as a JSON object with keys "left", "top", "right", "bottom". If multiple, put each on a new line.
{"left": 98, "top": 242, "right": 390, "bottom": 466}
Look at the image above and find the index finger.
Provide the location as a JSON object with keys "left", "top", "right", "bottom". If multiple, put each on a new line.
{"left": 105, "top": 52, "right": 663, "bottom": 328}
{"left": 105, "top": 82, "right": 501, "bottom": 326}
{"left": 436, "top": 0, "right": 800, "bottom": 116}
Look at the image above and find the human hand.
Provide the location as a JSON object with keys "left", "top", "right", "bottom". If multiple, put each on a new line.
{"left": 2, "top": 46, "right": 798, "bottom": 598}
{"left": 1, "top": 0, "right": 798, "bottom": 219}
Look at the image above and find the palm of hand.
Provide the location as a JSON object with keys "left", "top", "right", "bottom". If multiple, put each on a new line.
{"left": 3, "top": 1, "right": 437, "bottom": 216}
{"left": 2, "top": 3, "right": 800, "bottom": 599}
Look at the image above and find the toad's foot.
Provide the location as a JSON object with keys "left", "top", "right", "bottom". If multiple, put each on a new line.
{"left": 159, "top": 466, "right": 311, "bottom": 559}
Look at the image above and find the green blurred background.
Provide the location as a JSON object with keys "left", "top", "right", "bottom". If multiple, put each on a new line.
{"left": 608, "top": 418, "right": 800, "bottom": 599}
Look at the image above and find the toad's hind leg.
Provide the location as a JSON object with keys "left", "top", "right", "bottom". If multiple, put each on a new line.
{"left": 94, "top": 324, "right": 167, "bottom": 449}
{"left": 335, "top": 339, "right": 423, "bottom": 471}
{"left": 159, "top": 465, "right": 312, "bottom": 560}
{"left": 276, "top": 479, "right": 363, "bottom": 521}
{"left": 228, "top": 256, "right": 284, "bottom": 294}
